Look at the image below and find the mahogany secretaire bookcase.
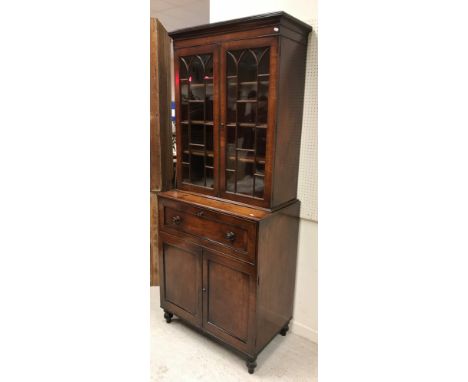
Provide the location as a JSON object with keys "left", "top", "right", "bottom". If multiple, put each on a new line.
{"left": 157, "top": 11, "right": 311, "bottom": 374}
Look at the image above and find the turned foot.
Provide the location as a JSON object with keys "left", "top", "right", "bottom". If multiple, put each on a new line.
{"left": 164, "top": 310, "right": 173, "bottom": 323}
{"left": 280, "top": 324, "right": 289, "bottom": 336}
{"left": 246, "top": 357, "right": 257, "bottom": 374}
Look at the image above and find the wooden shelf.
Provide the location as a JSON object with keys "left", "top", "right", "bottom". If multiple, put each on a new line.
{"left": 181, "top": 120, "right": 214, "bottom": 125}
{"left": 183, "top": 149, "right": 214, "bottom": 157}
{"left": 227, "top": 155, "right": 265, "bottom": 164}
{"left": 226, "top": 123, "right": 267, "bottom": 128}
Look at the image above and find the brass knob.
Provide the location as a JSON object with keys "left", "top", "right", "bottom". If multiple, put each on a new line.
{"left": 172, "top": 215, "right": 181, "bottom": 225}
{"left": 225, "top": 231, "right": 236, "bottom": 242}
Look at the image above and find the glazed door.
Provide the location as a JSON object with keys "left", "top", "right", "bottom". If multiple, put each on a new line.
{"left": 202, "top": 249, "right": 256, "bottom": 353}
{"left": 174, "top": 45, "right": 220, "bottom": 196}
{"left": 159, "top": 232, "right": 203, "bottom": 327}
{"left": 220, "top": 37, "right": 278, "bottom": 208}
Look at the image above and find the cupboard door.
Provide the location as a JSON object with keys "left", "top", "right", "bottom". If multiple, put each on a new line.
{"left": 220, "top": 37, "right": 278, "bottom": 208}
{"left": 159, "top": 232, "right": 203, "bottom": 327}
{"left": 174, "top": 45, "right": 219, "bottom": 196}
{"left": 202, "top": 249, "right": 256, "bottom": 353}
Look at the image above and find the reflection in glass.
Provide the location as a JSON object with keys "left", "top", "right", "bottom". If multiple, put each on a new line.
{"left": 237, "top": 126, "right": 255, "bottom": 150}
{"left": 238, "top": 102, "right": 256, "bottom": 123}
{"left": 224, "top": 47, "right": 270, "bottom": 198}
{"left": 226, "top": 170, "right": 235, "bottom": 192}
{"left": 179, "top": 53, "right": 214, "bottom": 189}
{"left": 238, "top": 50, "right": 257, "bottom": 82}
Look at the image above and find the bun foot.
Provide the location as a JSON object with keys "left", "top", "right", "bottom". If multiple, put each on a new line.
{"left": 280, "top": 324, "right": 289, "bottom": 336}
{"left": 164, "top": 310, "right": 173, "bottom": 323}
{"left": 246, "top": 357, "right": 257, "bottom": 374}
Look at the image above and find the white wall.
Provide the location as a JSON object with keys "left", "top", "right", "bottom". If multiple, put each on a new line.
{"left": 211, "top": 0, "right": 318, "bottom": 343}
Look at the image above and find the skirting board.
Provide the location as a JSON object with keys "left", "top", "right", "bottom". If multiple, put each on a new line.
{"left": 291, "top": 319, "right": 318, "bottom": 344}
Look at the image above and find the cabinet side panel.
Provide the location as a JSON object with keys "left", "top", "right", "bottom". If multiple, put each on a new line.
{"left": 272, "top": 37, "right": 308, "bottom": 207}
{"left": 256, "top": 201, "right": 300, "bottom": 352}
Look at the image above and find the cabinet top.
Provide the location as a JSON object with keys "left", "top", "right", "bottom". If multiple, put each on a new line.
{"left": 168, "top": 11, "right": 312, "bottom": 41}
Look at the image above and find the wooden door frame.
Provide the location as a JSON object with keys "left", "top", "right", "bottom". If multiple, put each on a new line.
{"left": 150, "top": 18, "right": 172, "bottom": 286}
{"left": 219, "top": 36, "right": 278, "bottom": 209}
{"left": 173, "top": 44, "right": 220, "bottom": 197}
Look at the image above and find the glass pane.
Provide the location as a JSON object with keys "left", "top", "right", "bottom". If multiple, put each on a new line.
{"left": 181, "top": 124, "right": 189, "bottom": 150}
{"left": 227, "top": 77, "right": 237, "bottom": 123}
{"left": 190, "top": 155, "right": 204, "bottom": 185}
{"left": 236, "top": 151, "right": 254, "bottom": 196}
{"left": 227, "top": 52, "right": 237, "bottom": 77}
{"left": 226, "top": 142, "right": 236, "bottom": 169}
{"left": 182, "top": 164, "right": 189, "bottom": 182}
{"left": 239, "top": 82, "right": 257, "bottom": 100}
{"left": 189, "top": 56, "right": 204, "bottom": 84}
{"left": 258, "top": 81, "right": 268, "bottom": 124}
{"left": 190, "top": 84, "right": 205, "bottom": 100}
{"left": 206, "top": 83, "right": 213, "bottom": 121}
{"left": 257, "top": 48, "right": 270, "bottom": 75}
{"left": 238, "top": 102, "right": 256, "bottom": 123}
{"left": 190, "top": 103, "right": 204, "bottom": 122}
{"left": 181, "top": 83, "right": 189, "bottom": 102}
{"left": 254, "top": 175, "right": 264, "bottom": 198}
{"left": 190, "top": 123, "right": 204, "bottom": 145}
{"left": 182, "top": 152, "right": 189, "bottom": 163}
{"left": 224, "top": 47, "right": 270, "bottom": 199}
{"left": 206, "top": 168, "right": 214, "bottom": 188}
{"left": 206, "top": 125, "right": 213, "bottom": 151}
{"left": 206, "top": 155, "right": 213, "bottom": 167}
{"left": 238, "top": 50, "right": 257, "bottom": 82}
{"left": 256, "top": 161, "right": 265, "bottom": 175}
{"left": 180, "top": 57, "right": 189, "bottom": 79}
{"left": 256, "top": 128, "right": 266, "bottom": 157}
{"left": 181, "top": 104, "right": 188, "bottom": 121}
{"left": 204, "top": 56, "right": 213, "bottom": 78}
{"left": 237, "top": 127, "right": 255, "bottom": 150}
{"left": 226, "top": 170, "right": 235, "bottom": 192}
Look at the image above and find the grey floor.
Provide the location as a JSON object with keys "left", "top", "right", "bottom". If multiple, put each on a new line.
{"left": 151, "top": 287, "right": 317, "bottom": 381}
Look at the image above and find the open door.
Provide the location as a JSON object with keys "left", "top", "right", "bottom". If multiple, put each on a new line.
{"left": 150, "top": 18, "right": 172, "bottom": 286}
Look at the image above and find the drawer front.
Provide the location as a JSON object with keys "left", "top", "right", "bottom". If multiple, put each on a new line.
{"left": 159, "top": 198, "right": 257, "bottom": 264}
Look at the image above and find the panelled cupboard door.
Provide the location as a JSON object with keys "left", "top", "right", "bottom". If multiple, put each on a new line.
{"left": 202, "top": 249, "right": 256, "bottom": 354}
{"left": 219, "top": 37, "right": 278, "bottom": 208}
{"left": 174, "top": 45, "right": 220, "bottom": 197}
{"left": 159, "top": 232, "right": 203, "bottom": 327}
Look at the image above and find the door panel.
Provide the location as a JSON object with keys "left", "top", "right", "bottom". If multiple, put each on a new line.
{"left": 203, "top": 249, "right": 256, "bottom": 353}
{"left": 159, "top": 232, "right": 202, "bottom": 327}
{"left": 174, "top": 45, "right": 220, "bottom": 196}
{"left": 220, "top": 37, "right": 278, "bottom": 208}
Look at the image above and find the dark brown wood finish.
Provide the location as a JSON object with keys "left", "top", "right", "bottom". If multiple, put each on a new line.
{"left": 158, "top": 232, "right": 203, "bottom": 327}
{"left": 202, "top": 249, "right": 257, "bottom": 354}
{"left": 150, "top": 18, "right": 172, "bottom": 286}
{"left": 159, "top": 197, "right": 257, "bottom": 264}
{"left": 219, "top": 37, "right": 278, "bottom": 208}
{"left": 255, "top": 201, "right": 300, "bottom": 352}
{"left": 158, "top": 12, "right": 311, "bottom": 374}
{"left": 174, "top": 44, "right": 220, "bottom": 197}
{"left": 271, "top": 36, "right": 308, "bottom": 206}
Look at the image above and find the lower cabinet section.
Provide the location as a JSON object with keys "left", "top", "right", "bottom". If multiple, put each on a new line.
{"left": 157, "top": 195, "right": 300, "bottom": 375}
{"left": 202, "top": 250, "right": 256, "bottom": 353}
{"left": 159, "top": 232, "right": 255, "bottom": 354}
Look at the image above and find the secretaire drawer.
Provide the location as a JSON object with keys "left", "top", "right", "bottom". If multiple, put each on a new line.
{"left": 158, "top": 198, "right": 257, "bottom": 263}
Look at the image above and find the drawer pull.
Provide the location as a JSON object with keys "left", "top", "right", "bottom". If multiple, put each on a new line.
{"left": 196, "top": 211, "right": 205, "bottom": 217}
{"left": 172, "top": 215, "right": 182, "bottom": 225}
{"left": 225, "top": 231, "right": 236, "bottom": 242}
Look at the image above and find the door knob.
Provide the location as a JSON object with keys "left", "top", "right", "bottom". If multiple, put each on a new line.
{"left": 225, "top": 231, "right": 236, "bottom": 242}
{"left": 202, "top": 288, "right": 207, "bottom": 292}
